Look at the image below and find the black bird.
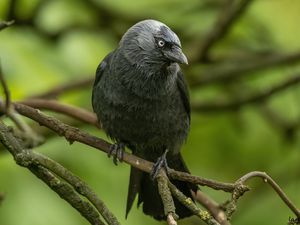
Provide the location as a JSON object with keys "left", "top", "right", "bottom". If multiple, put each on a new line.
{"left": 92, "top": 19, "right": 197, "bottom": 220}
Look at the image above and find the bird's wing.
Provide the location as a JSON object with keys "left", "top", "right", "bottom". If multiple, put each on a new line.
{"left": 94, "top": 61, "right": 107, "bottom": 86}
{"left": 93, "top": 51, "right": 115, "bottom": 87}
{"left": 176, "top": 70, "right": 191, "bottom": 124}
{"left": 92, "top": 52, "right": 114, "bottom": 108}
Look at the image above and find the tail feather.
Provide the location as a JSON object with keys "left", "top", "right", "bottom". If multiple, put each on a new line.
{"left": 126, "top": 153, "right": 197, "bottom": 220}
{"left": 126, "top": 167, "right": 143, "bottom": 218}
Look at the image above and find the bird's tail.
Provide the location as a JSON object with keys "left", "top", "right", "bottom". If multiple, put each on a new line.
{"left": 126, "top": 153, "right": 197, "bottom": 220}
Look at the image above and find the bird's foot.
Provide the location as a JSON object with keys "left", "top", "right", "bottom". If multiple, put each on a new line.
{"left": 108, "top": 142, "right": 125, "bottom": 165}
{"left": 150, "top": 149, "right": 170, "bottom": 180}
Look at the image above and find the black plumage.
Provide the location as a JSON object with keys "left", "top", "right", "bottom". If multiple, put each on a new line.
{"left": 92, "top": 19, "right": 197, "bottom": 220}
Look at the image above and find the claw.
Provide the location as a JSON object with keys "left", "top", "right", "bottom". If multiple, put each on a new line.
{"left": 108, "top": 142, "right": 125, "bottom": 165}
{"left": 150, "top": 149, "right": 169, "bottom": 180}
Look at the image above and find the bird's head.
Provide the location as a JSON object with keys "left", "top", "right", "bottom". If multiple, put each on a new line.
{"left": 119, "top": 20, "right": 188, "bottom": 70}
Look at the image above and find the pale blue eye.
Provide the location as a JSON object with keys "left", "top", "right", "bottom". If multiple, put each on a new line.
{"left": 158, "top": 40, "right": 165, "bottom": 47}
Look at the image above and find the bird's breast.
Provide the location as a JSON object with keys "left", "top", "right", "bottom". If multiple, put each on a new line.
{"left": 99, "top": 87, "right": 189, "bottom": 152}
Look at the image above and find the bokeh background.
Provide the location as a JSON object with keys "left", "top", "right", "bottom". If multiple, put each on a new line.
{"left": 1, "top": 0, "right": 300, "bottom": 225}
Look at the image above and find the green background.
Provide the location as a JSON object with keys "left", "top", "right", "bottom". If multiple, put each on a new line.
{"left": 1, "top": 0, "right": 300, "bottom": 225}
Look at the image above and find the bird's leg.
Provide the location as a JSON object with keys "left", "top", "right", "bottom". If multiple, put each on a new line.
{"left": 150, "top": 149, "right": 170, "bottom": 180}
{"left": 108, "top": 142, "right": 125, "bottom": 165}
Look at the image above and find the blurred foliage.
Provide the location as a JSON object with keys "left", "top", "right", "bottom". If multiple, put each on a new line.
{"left": 1, "top": 0, "right": 300, "bottom": 225}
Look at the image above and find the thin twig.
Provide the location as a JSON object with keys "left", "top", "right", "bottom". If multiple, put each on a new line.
{"left": 237, "top": 171, "right": 300, "bottom": 218}
{"left": 19, "top": 98, "right": 99, "bottom": 127}
{"left": 192, "top": 73, "right": 300, "bottom": 112}
{"left": 192, "top": 191, "right": 230, "bottom": 225}
{"left": 28, "top": 77, "right": 94, "bottom": 99}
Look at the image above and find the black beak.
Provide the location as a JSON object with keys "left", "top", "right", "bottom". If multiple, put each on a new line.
{"left": 164, "top": 45, "right": 188, "bottom": 65}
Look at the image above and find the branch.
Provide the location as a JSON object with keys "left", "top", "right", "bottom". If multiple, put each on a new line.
{"left": 16, "top": 149, "right": 120, "bottom": 225}
{"left": 192, "top": 191, "right": 229, "bottom": 225}
{"left": 1, "top": 103, "right": 236, "bottom": 225}
{"left": 11, "top": 102, "right": 225, "bottom": 184}
{"left": 192, "top": 73, "right": 300, "bottom": 112}
{"left": 30, "top": 166, "right": 106, "bottom": 225}
{"left": 2, "top": 101, "right": 244, "bottom": 195}
{"left": 237, "top": 171, "right": 300, "bottom": 218}
{"left": 10, "top": 102, "right": 151, "bottom": 170}
{"left": 157, "top": 170, "right": 177, "bottom": 225}
{"left": 191, "top": 51, "right": 300, "bottom": 86}
{"left": 194, "top": 0, "right": 254, "bottom": 62}
{"left": 2, "top": 101, "right": 300, "bottom": 223}
{"left": 157, "top": 168, "right": 223, "bottom": 225}
{"left": 28, "top": 77, "right": 94, "bottom": 99}
{"left": 168, "top": 168, "right": 240, "bottom": 192}
{"left": 218, "top": 171, "right": 300, "bottom": 222}
{"left": 2, "top": 101, "right": 244, "bottom": 224}
{"left": 168, "top": 181, "right": 220, "bottom": 225}
{"left": 19, "top": 98, "right": 99, "bottom": 127}
{"left": 0, "top": 121, "right": 108, "bottom": 225}
{"left": 2, "top": 96, "right": 251, "bottom": 196}
{"left": 1, "top": 102, "right": 229, "bottom": 224}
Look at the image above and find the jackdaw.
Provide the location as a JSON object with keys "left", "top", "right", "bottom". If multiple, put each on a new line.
{"left": 92, "top": 19, "right": 197, "bottom": 220}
